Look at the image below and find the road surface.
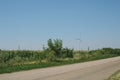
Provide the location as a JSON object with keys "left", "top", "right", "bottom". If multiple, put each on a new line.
{"left": 0, "top": 56, "right": 120, "bottom": 80}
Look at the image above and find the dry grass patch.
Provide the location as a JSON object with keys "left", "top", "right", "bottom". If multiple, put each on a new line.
{"left": 107, "top": 70, "right": 120, "bottom": 80}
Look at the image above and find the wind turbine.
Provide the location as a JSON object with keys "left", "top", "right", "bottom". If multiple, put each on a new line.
{"left": 76, "top": 38, "right": 82, "bottom": 51}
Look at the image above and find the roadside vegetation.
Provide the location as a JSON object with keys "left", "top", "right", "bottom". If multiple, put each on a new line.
{"left": 0, "top": 39, "right": 120, "bottom": 74}
{"left": 107, "top": 70, "right": 120, "bottom": 80}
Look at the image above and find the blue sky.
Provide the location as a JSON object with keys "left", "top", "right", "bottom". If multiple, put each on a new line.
{"left": 0, "top": 0, "right": 120, "bottom": 50}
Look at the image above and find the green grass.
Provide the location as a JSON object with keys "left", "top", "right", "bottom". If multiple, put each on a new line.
{"left": 0, "top": 53, "right": 119, "bottom": 74}
{"left": 107, "top": 70, "right": 120, "bottom": 80}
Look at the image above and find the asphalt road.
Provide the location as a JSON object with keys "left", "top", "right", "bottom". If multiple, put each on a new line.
{"left": 0, "top": 56, "right": 120, "bottom": 80}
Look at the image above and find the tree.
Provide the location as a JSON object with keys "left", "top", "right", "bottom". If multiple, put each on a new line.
{"left": 47, "top": 39, "right": 63, "bottom": 57}
{"left": 48, "top": 39, "right": 54, "bottom": 50}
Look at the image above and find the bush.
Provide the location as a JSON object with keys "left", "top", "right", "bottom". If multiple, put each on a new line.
{"left": 46, "top": 50, "right": 56, "bottom": 62}
{"left": 62, "top": 48, "right": 73, "bottom": 58}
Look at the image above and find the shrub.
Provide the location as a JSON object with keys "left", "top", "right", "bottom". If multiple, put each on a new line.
{"left": 62, "top": 48, "right": 73, "bottom": 58}
{"left": 46, "top": 50, "right": 56, "bottom": 62}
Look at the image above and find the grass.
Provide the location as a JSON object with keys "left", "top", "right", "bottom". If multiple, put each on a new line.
{"left": 0, "top": 53, "right": 119, "bottom": 74}
{"left": 107, "top": 70, "right": 120, "bottom": 80}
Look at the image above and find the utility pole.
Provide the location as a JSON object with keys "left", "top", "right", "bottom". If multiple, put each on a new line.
{"left": 76, "top": 33, "right": 82, "bottom": 52}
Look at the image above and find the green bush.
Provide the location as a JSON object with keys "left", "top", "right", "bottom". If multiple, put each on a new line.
{"left": 62, "top": 48, "right": 73, "bottom": 58}
{"left": 46, "top": 50, "right": 56, "bottom": 62}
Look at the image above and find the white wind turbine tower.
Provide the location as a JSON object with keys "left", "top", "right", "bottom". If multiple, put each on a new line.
{"left": 76, "top": 38, "right": 82, "bottom": 51}
{"left": 76, "top": 32, "right": 82, "bottom": 51}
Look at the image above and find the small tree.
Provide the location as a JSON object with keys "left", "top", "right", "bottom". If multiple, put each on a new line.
{"left": 48, "top": 39, "right": 54, "bottom": 50}
{"left": 45, "top": 39, "right": 74, "bottom": 61}
{"left": 47, "top": 39, "right": 62, "bottom": 57}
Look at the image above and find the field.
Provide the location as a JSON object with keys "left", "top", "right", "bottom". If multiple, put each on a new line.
{"left": 0, "top": 48, "right": 120, "bottom": 74}
{"left": 0, "top": 39, "right": 120, "bottom": 74}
